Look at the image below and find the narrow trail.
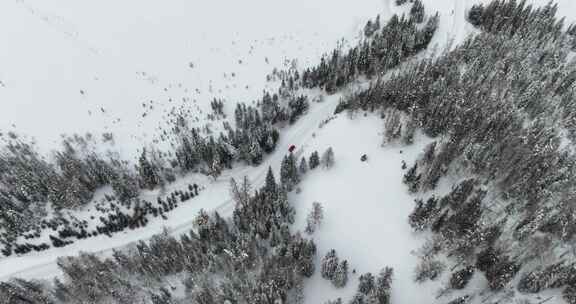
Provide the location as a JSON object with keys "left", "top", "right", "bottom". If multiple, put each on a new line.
{"left": 0, "top": 91, "right": 338, "bottom": 281}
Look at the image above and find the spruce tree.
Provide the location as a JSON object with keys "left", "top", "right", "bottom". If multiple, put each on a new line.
{"left": 410, "top": 0, "right": 425, "bottom": 23}
{"left": 264, "top": 166, "right": 277, "bottom": 194}
{"left": 309, "top": 151, "right": 320, "bottom": 169}
{"left": 280, "top": 153, "right": 299, "bottom": 190}
{"left": 321, "top": 147, "right": 335, "bottom": 169}
{"left": 299, "top": 157, "right": 308, "bottom": 175}
{"left": 321, "top": 249, "right": 339, "bottom": 280}
{"left": 332, "top": 260, "right": 349, "bottom": 288}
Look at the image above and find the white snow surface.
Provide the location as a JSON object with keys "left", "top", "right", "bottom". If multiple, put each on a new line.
{"left": 291, "top": 115, "right": 438, "bottom": 304}
{"left": 0, "top": 0, "right": 386, "bottom": 159}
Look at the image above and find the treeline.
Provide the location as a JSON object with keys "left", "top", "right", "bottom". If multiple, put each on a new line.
{"left": 1, "top": 149, "right": 394, "bottom": 304}
{"left": 2, "top": 183, "right": 202, "bottom": 257}
{"left": 324, "top": 0, "right": 576, "bottom": 302}
{"left": 300, "top": 8, "right": 438, "bottom": 93}
{"left": 467, "top": 0, "right": 566, "bottom": 42}
{"left": 0, "top": 75, "right": 316, "bottom": 256}
{"left": 0, "top": 164, "right": 316, "bottom": 303}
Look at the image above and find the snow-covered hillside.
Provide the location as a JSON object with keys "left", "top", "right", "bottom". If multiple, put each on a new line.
{"left": 0, "top": 0, "right": 387, "bottom": 159}
{"left": 2, "top": 0, "right": 576, "bottom": 303}
{"left": 2, "top": 0, "right": 575, "bottom": 158}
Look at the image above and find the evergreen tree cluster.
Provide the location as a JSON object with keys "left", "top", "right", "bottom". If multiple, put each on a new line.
{"left": 467, "top": 0, "right": 565, "bottom": 42}
{"left": 320, "top": 249, "right": 349, "bottom": 288}
{"left": 209, "top": 98, "right": 225, "bottom": 117}
{"left": 449, "top": 266, "right": 475, "bottom": 290}
{"left": 1, "top": 183, "right": 202, "bottom": 257}
{"left": 304, "top": 202, "right": 323, "bottom": 235}
{"left": 350, "top": 267, "right": 394, "bottom": 304}
{"left": 0, "top": 168, "right": 315, "bottom": 303}
{"left": 414, "top": 258, "right": 445, "bottom": 283}
{"left": 301, "top": 10, "right": 439, "bottom": 93}
{"left": 1, "top": 78, "right": 310, "bottom": 257}
{"left": 517, "top": 262, "right": 576, "bottom": 296}
{"left": 173, "top": 100, "right": 278, "bottom": 174}
{"left": 314, "top": 1, "right": 576, "bottom": 299}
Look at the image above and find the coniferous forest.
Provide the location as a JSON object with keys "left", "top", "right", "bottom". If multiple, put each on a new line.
{"left": 2, "top": 0, "right": 576, "bottom": 303}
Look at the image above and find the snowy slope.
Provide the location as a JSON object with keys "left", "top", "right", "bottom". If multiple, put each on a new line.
{"left": 0, "top": 0, "right": 386, "bottom": 160}
{"left": 0, "top": 89, "right": 338, "bottom": 280}
{"left": 290, "top": 115, "right": 438, "bottom": 304}
{"left": 2, "top": 0, "right": 576, "bottom": 302}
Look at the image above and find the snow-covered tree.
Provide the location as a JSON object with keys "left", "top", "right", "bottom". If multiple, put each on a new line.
{"left": 321, "top": 147, "right": 335, "bottom": 169}
{"left": 305, "top": 202, "right": 323, "bottom": 234}
{"left": 321, "top": 249, "right": 339, "bottom": 280}
{"left": 309, "top": 151, "right": 320, "bottom": 170}
{"left": 299, "top": 157, "right": 308, "bottom": 175}
{"left": 332, "top": 260, "right": 349, "bottom": 288}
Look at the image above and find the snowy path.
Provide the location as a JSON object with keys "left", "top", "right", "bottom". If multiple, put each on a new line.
{"left": 0, "top": 0, "right": 472, "bottom": 285}
{"left": 0, "top": 91, "right": 338, "bottom": 281}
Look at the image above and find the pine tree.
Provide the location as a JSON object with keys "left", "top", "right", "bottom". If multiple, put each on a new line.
{"left": 449, "top": 266, "right": 474, "bottom": 290}
{"left": 309, "top": 151, "right": 320, "bottom": 169}
{"left": 410, "top": 0, "right": 425, "bottom": 23}
{"left": 280, "top": 153, "right": 299, "bottom": 190}
{"left": 299, "top": 157, "right": 308, "bottom": 175}
{"left": 414, "top": 259, "right": 445, "bottom": 283}
{"left": 264, "top": 166, "right": 277, "bottom": 194}
{"left": 321, "top": 249, "right": 339, "bottom": 280}
{"left": 321, "top": 147, "right": 335, "bottom": 169}
{"left": 332, "top": 260, "right": 349, "bottom": 288}
{"left": 467, "top": 4, "right": 484, "bottom": 26}
{"left": 358, "top": 273, "right": 375, "bottom": 294}
{"left": 305, "top": 202, "right": 323, "bottom": 234}
{"left": 138, "top": 148, "right": 161, "bottom": 190}
{"left": 374, "top": 267, "right": 394, "bottom": 304}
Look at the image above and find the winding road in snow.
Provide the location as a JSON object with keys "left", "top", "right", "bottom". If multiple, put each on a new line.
{"left": 0, "top": 90, "right": 338, "bottom": 281}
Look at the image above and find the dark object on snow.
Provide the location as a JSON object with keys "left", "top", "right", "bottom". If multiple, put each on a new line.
{"left": 289, "top": 145, "right": 296, "bottom": 153}
{"left": 360, "top": 154, "right": 368, "bottom": 162}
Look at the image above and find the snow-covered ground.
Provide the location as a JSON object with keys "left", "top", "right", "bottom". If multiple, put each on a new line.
{"left": 0, "top": 0, "right": 386, "bottom": 159}
{"left": 3, "top": 0, "right": 576, "bottom": 301}
{"left": 0, "top": 89, "right": 338, "bottom": 280}
{"left": 290, "top": 114, "right": 438, "bottom": 304}
{"left": 2, "top": 0, "right": 574, "bottom": 159}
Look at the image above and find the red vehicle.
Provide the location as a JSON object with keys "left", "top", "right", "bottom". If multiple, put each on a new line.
{"left": 288, "top": 145, "right": 296, "bottom": 153}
